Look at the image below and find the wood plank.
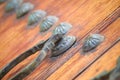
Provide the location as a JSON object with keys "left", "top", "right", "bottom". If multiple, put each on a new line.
{"left": 25, "top": 2, "right": 120, "bottom": 80}
{"left": 75, "top": 40, "right": 120, "bottom": 80}
{"left": 47, "top": 18, "right": 120, "bottom": 80}
{"left": 0, "top": 0, "right": 120, "bottom": 80}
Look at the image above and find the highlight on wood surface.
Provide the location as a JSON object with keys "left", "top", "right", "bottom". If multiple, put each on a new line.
{"left": 92, "top": 56, "right": 120, "bottom": 80}
{"left": 40, "top": 16, "right": 58, "bottom": 32}
{"left": 16, "top": 2, "right": 34, "bottom": 18}
{"left": 53, "top": 22, "right": 72, "bottom": 35}
{"left": 9, "top": 34, "right": 63, "bottom": 80}
{"left": 82, "top": 34, "right": 105, "bottom": 53}
{"left": 51, "top": 35, "right": 76, "bottom": 57}
{"left": 5, "top": 0, "right": 23, "bottom": 12}
{"left": 28, "top": 10, "right": 47, "bottom": 25}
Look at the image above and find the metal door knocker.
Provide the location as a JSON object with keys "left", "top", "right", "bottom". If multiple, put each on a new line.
{"left": 0, "top": 24, "right": 76, "bottom": 79}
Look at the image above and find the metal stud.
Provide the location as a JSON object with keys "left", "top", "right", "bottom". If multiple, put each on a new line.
{"left": 53, "top": 22, "right": 72, "bottom": 35}
{"left": 82, "top": 34, "right": 104, "bottom": 52}
{"left": 51, "top": 36, "right": 76, "bottom": 57}
{"left": 5, "top": 0, "right": 23, "bottom": 12}
{"left": 28, "top": 10, "right": 46, "bottom": 25}
{"left": 40, "top": 16, "right": 58, "bottom": 32}
{"left": 0, "top": 0, "right": 6, "bottom": 4}
{"left": 16, "top": 2, "right": 34, "bottom": 18}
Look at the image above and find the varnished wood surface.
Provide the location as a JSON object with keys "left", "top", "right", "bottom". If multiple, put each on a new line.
{"left": 47, "top": 18, "right": 120, "bottom": 80}
{"left": 0, "top": 0, "right": 120, "bottom": 80}
{"left": 76, "top": 40, "right": 120, "bottom": 80}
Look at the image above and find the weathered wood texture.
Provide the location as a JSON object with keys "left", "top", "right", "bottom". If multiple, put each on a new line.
{"left": 47, "top": 18, "right": 120, "bottom": 80}
{"left": 76, "top": 40, "right": 120, "bottom": 80}
{"left": 0, "top": 0, "right": 120, "bottom": 80}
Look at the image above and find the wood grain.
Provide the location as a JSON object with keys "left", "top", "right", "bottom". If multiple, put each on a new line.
{"left": 75, "top": 40, "right": 120, "bottom": 80}
{"left": 47, "top": 18, "right": 120, "bottom": 80}
{"left": 26, "top": 1, "right": 120, "bottom": 80}
{"left": 0, "top": 0, "right": 120, "bottom": 80}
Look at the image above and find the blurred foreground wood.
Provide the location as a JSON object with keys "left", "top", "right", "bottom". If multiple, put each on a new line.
{"left": 76, "top": 39, "right": 120, "bottom": 80}
{"left": 0, "top": 0, "right": 120, "bottom": 80}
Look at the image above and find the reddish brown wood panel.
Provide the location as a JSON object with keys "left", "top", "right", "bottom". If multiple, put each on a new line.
{"left": 47, "top": 18, "right": 120, "bottom": 80}
{"left": 0, "top": 0, "right": 120, "bottom": 80}
{"left": 75, "top": 41, "right": 120, "bottom": 80}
